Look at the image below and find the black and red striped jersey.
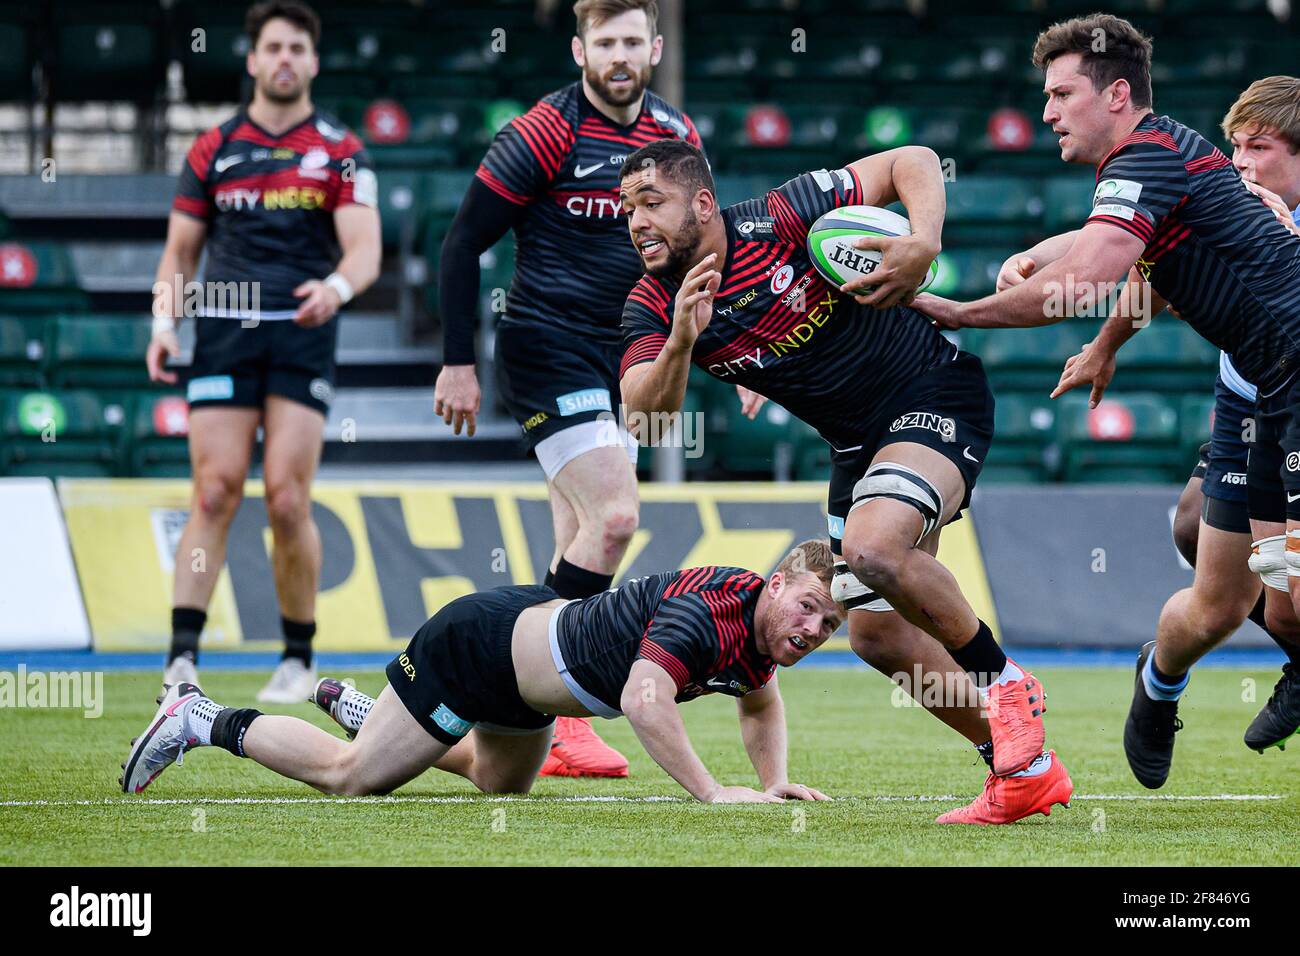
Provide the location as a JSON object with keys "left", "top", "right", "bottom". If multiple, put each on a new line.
{"left": 553, "top": 566, "right": 773, "bottom": 716}
{"left": 475, "top": 82, "right": 701, "bottom": 345}
{"left": 172, "top": 109, "right": 376, "bottom": 318}
{"left": 1087, "top": 113, "right": 1300, "bottom": 395}
{"left": 621, "top": 169, "right": 955, "bottom": 448}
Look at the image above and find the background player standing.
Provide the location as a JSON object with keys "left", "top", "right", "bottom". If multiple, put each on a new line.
{"left": 146, "top": 1, "right": 381, "bottom": 702}
{"left": 433, "top": 0, "right": 702, "bottom": 776}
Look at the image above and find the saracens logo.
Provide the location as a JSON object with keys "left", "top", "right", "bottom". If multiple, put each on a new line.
{"left": 890, "top": 412, "right": 955, "bottom": 442}
{"left": 770, "top": 264, "right": 794, "bottom": 294}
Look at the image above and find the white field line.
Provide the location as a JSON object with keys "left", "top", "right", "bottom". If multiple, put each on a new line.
{"left": 0, "top": 793, "right": 1284, "bottom": 808}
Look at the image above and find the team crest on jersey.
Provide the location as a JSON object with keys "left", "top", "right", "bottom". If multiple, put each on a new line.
{"left": 309, "top": 378, "right": 334, "bottom": 404}
{"left": 890, "top": 412, "right": 955, "bottom": 442}
{"left": 771, "top": 264, "right": 794, "bottom": 294}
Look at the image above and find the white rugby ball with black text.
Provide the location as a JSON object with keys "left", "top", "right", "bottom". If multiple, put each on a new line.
{"left": 807, "top": 205, "right": 938, "bottom": 293}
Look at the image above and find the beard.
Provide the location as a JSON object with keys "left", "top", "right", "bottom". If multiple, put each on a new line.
{"left": 584, "top": 61, "right": 652, "bottom": 108}
{"left": 258, "top": 73, "right": 308, "bottom": 105}
{"left": 645, "top": 208, "right": 703, "bottom": 279}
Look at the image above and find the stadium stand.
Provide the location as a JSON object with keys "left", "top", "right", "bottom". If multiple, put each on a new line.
{"left": 0, "top": 0, "right": 1294, "bottom": 480}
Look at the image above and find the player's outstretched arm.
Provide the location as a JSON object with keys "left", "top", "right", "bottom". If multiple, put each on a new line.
{"left": 148, "top": 211, "right": 208, "bottom": 384}
{"left": 736, "top": 677, "right": 830, "bottom": 801}
{"left": 914, "top": 222, "right": 1147, "bottom": 330}
{"left": 842, "top": 146, "right": 945, "bottom": 309}
{"left": 621, "top": 659, "right": 780, "bottom": 803}
{"left": 996, "top": 230, "right": 1081, "bottom": 291}
{"left": 1051, "top": 265, "right": 1169, "bottom": 407}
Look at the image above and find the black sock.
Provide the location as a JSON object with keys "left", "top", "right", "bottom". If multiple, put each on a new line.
{"left": 281, "top": 617, "right": 316, "bottom": 667}
{"left": 549, "top": 558, "right": 613, "bottom": 599}
{"left": 949, "top": 621, "right": 1008, "bottom": 688}
{"left": 1249, "top": 596, "right": 1300, "bottom": 666}
{"left": 169, "top": 606, "right": 207, "bottom": 666}
{"left": 975, "top": 740, "right": 994, "bottom": 769}
{"left": 210, "top": 707, "right": 262, "bottom": 757}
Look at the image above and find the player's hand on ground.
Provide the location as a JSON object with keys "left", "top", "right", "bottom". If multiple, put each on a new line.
{"left": 146, "top": 328, "right": 180, "bottom": 385}
{"left": 996, "top": 254, "right": 1038, "bottom": 291}
{"left": 292, "top": 279, "right": 342, "bottom": 327}
{"left": 709, "top": 785, "right": 783, "bottom": 804}
{"left": 909, "top": 292, "right": 964, "bottom": 331}
{"left": 434, "top": 364, "right": 481, "bottom": 436}
{"left": 1242, "top": 179, "right": 1300, "bottom": 237}
{"left": 1051, "top": 340, "right": 1116, "bottom": 407}
{"left": 766, "top": 782, "right": 831, "bottom": 801}
{"left": 736, "top": 385, "right": 767, "bottom": 420}
{"left": 670, "top": 253, "right": 720, "bottom": 350}
{"left": 840, "top": 234, "right": 937, "bottom": 309}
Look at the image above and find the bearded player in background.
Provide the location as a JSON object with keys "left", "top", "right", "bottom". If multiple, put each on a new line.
{"left": 433, "top": 0, "right": 708, "bottom": 777}
{"left": 147, "top": 1, "right": 380, "bottom": 702}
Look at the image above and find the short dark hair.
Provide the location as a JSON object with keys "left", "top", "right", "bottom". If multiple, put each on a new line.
{"left": 1032, "top": 13, "right": 1153, "bottom": 110}
{"left": 619, "top": 140, "right": 714, "bottom": 200}
{"left": 246, "top": 1, "right": 321, "bottom": 50}
{"left": 573, "top": 0, "right": 658, "bottom": 39}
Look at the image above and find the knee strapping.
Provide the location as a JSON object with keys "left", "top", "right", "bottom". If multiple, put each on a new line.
{"left": 848, "top": 461, "right": 944, "bottom": 546}
{"left": 1250, "top": 535, "right": 1290, "bottom": 592}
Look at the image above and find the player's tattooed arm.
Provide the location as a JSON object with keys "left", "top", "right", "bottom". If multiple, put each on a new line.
{"left": 147, "top": 211, "right": 208, "bottom": 384}
{"left": 736, "top": 677, "right": 830, "bottom": 801}
{"left": 621, "top": 659, "right": 780, "bottom": 804}
{"left": 843, "top": 146, "right": 945, "bottom": 309}
{"left": 620, "top": 254, "right": 718, "bottom": 432}
{"left": 294, "top": 203, "right": 382, "bottom": 327}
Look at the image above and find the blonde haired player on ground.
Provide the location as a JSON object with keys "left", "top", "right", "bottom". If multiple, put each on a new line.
{"left": 433, "top": 0, "right": 713, "bottom": 776}
{"left": 147, "top": 1, "right": 380, "bottom": 703}
{"left": 123, "top": 543, "right": 841, "bottom": 804}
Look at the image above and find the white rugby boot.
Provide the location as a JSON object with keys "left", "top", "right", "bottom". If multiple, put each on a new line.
{"left": 257, "top": 657, "right": 317, "bottom": 704}
{"left": 121, "top": 682, "right": 204, "bottom": 794}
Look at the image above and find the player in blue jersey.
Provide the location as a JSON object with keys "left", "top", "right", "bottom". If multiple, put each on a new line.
{"left": 913, "top": 18, "right": 1300, "bottom": 786}
{"left": 615, "top": 140, "right": 1075, "bottom": 824}
{"left": 146, "top": 1, "right": 380, "bottom": 703}
{"left": 434, "top": 0, "right": 703, "bottom": 777}
{"left": 122, "top": 542, "right": 839, "bottom": 804}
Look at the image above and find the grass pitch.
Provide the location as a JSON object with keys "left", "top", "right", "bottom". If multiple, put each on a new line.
{"left": 1, "top": 663, "right": 1295, "bottom": 866}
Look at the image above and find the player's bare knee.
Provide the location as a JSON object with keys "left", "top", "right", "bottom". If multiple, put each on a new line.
{"left": 595, "top": 502, "right": 638, "bottom": 554}
{"left": 842, "top": 541, "right": 906, "bottom": 596}
{"left": 264, "top": 482, "right": 310, "bottom": 535}
{"left": 193, "top": 473, "right": 243, "bottom": 524}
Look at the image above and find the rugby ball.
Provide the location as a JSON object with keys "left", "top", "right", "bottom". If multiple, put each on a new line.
{"left": 807, "top": 205, "right": 938, "bottom": 293}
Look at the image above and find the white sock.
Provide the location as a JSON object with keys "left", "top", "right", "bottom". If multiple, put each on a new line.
{"left": 1010, "top": 751, "right": 1052, "bottom": 778}
{"left": 991, "top": 659, "right": 1025, "bottom": 688}
{"left": 184, "top": 696, "right": 226, "bottom": 746}
{"left": 337, "top": 686, "right": 375, "bottom": 733}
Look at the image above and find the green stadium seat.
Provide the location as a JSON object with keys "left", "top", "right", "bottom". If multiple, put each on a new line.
{"left": 127, "top": 391, "right": 191, "bottom": 477}
{"left": 0, "top": 241, "right": 90, "bottom": 315}
{"left": 1180, "top": 392, "right": 1217, "bottom": 462}
{"left": 0, "top": 389, "right": 125, "bottom": 478}
{"left": 175, "top": 15, "right": 249, "bottom": 104}
{"left": 375, "top": 170, "right": 431, "bottom": 249}
{"left": 1114, "top": 318, "right": 1219, "bottom": 392}
{"left": 944, "top": 176, "right": 1044, "bottom": 244}
{"left": 0, "top": 315, "right": 43, "bottom": 388}
{"left": 961, "top": 322, "right": 1097, "bottom": 392}
{"left": 982, "top": 391, "right": 1058, "bottom": 483}
{"left": 1056, "top": 392, "right": 1184, "bottom": 483}
{"left": 50, "top": 3, "right": 167, "bottom": 103}
{"left": 429, "top": 171, "right": 475, "bottom": 216}
{"left": 48, "top": 316, "right": 152, "bottom": 390}
{"left": 1043, "top": 174, "right": 1098, "bottom": 231}
{"left": 703, "top": 378, "right": 801, "bottom": 479}
{"left": 926, "top": 248, "right": 1018, "bottom": 299}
